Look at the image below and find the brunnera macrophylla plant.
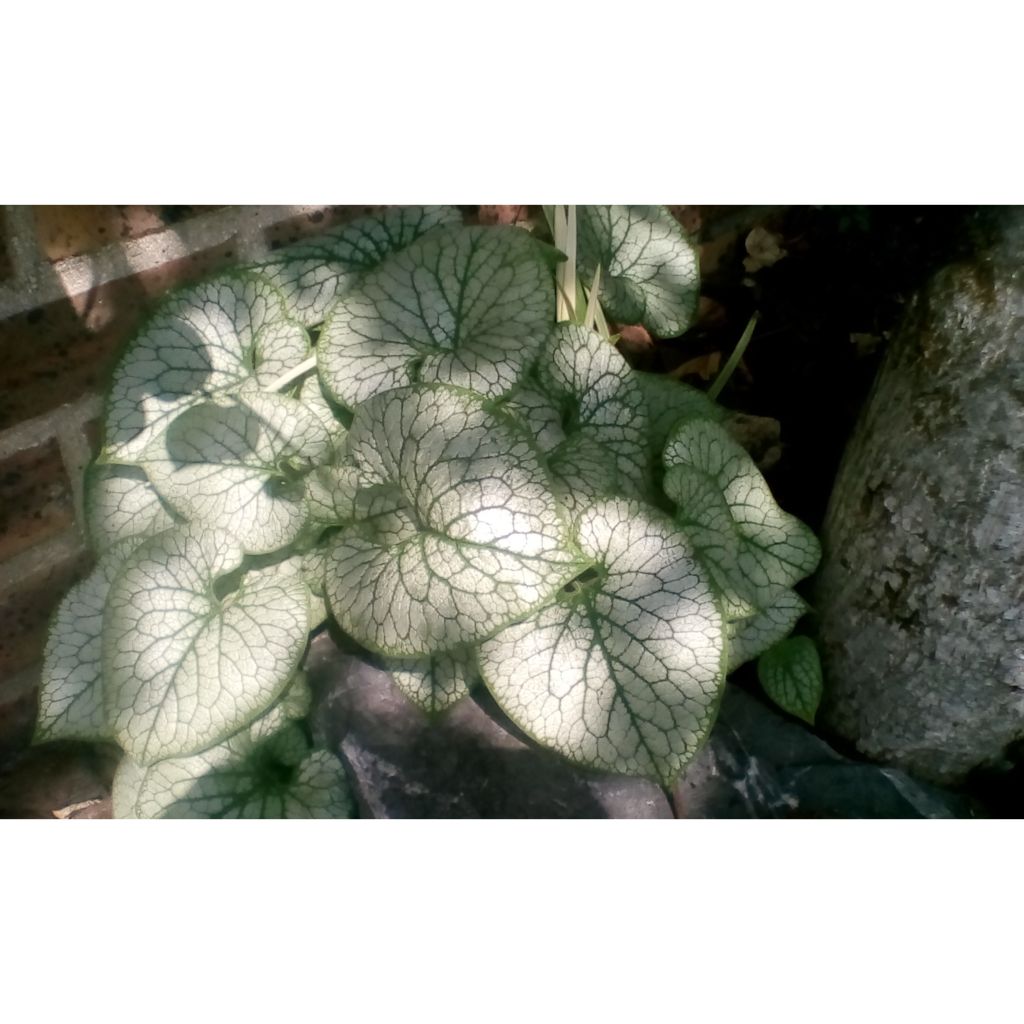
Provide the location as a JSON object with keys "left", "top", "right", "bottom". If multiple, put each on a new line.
{"left": 35, "top": 205, "right": 822, "bottom": 818}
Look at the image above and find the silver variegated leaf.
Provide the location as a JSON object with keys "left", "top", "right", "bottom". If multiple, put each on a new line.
{"left": 318, "top": 225, "right": 558, "bottom": 408}
{"left": 478, "top": 498, "right": 725, "bottom": 786}
{"left": 103, "top": 525, "right": 310, "bottom": 764}
{"left": 103, "top": 274, "right": 310, "bottom": 461}
{"left": 138, "top": 387, "right": 331, "bottom": 555}
{"left": 726, "top": 588, "right": 808, "bottom": 672}
{"left": 84, "top": 464, "right": 178, "bottom": 555}
{"left": 663, "top": 418, "right": 820, "bottom": 610}
{"left": 327, "top": 384, "right": 581, "bottom": 656}
{"left": 385, "top": 648, "right": 475, "bottom": 715}
{"left": 577, "top": 206, "right": 700, "bottom": 337}
{"left": 248, "top": 206, "right": 461, "bottom": 327}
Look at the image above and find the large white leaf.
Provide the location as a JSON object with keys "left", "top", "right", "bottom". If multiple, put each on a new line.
{"left": 538, "top": 323, "right": 650, "bottom": 497}
{"left": 663, "top": 418, "right": 820, "bottom": 612}
{"left": 137, "top": 388, "right": 331, "bottom": 555}
{"left": 318, "top": 225, "right": 557, "bottom": 408}
{"left": 247, "top": 206, "right": 462, "bottom": 328}
{"left": 103, "top": 274, "right": 309, "bottom": 461}
{"left": 478, "top": 498, "right": 725, "bottom": 786}
{"left": 84, "top": 464, "right": 178, "bottom": 555}
{"left": 35, "top": 539, "right": 141, "bottom": 744}
{"left": 103, "top": 525, "right": 310, "bottom": 764}
{"left": 577, "top": 206, "right": 700, "bottom": 337}
{"left": 112, "top": 682, "right": 352, "bottom": 818}
{"left": 326, "top": 384, "right": 581, "bottom": 656}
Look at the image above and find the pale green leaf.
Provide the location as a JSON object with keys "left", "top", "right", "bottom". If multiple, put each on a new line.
{"left": 305, "top": 463, "right": 363, "bottom": 528}
{"left": 297, "top": 372, "right": 348, "bottom": 452}
{"left": 103, "top": 274, "right": 309, "bottom": 461}
{"left": 539, "top": 323, "right": 650, "bottom": 496}
{"left": 103, "top": 525, "right": 310, "bottom": 764}
{"left": 478, "top": 498, "right": 725, "bottom": 787}
{"left": 577, "top": 206, "right": 699, "bottom": 337}
{"left": 726, "top": 588, "right": 808, "bottom": 672}
{"left": 247, "top": 207, "right": 462, "bottom": 328}
{"left": 634, "top": 370, "right": 725, "bottom": 455}
{"left": 317, "top": 225, "right": 557, "bottom": 408}
{"left": 36, "top": 539, "right": 141, "bottom": 744}
{"left": 499, "top": 383, "right": 566, "bottom": 454}
{"left": 138, "top": 387, "right": 331, "bottom": 555}
{"left": 757, "top": 635, "right": 823, "bottom": 724}
{"left": 663, "top": 418, "right": 820, "bottom": 607}
{"left": 386, "top": 648, "right": 475, "bottom": 715}
{"left": 84, "top": 464, "right": 178, "bottom": 555}
{"left": 327, "top": 384, "right": 581, "bottom": 656}
{"left": 112, "top": 712, "right": 352, "bottom": 819}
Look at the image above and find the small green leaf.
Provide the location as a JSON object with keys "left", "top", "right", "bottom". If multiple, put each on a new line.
{"left": 478, "top": 498, "right": 725, "bottom": 787}
{"left": 577, "top": 206, "right": 699, "bottom": 337}
{"left": 138, "top": 387, "right": 331, "bottom": 555}
{"left": 248, "top": 206, "right": 462, "bottom": 327}
{"left": 318, "top": 225, "right": 557, "bottom": 408}
{"left": 326, "top": 384, "right": 581, "bottom": 656}
{"left": 84, "top": 464, "right": 178, "bottom": 555}
{"left": 103, "top": 525, "right": 310, "bottom": 764}
{"left": 757, "top": 636, "right": 823, "bottom": 724}
{"left": 103, "top": 274, "right": 309, "bottom": 461}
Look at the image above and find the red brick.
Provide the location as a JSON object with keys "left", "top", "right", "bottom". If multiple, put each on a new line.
{"left": 33, "top": 205, "right": 224, "bottom": 261}
{"left": 0, "top": 439, "right": 76, "bottom": 562}
{"left": 0, "top": 239, "right": 244, "bottom": 432}
{"left": 0, "top": 541, "right": 92, "bottom": 681}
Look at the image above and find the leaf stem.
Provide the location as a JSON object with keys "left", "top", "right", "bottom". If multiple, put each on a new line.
{"left": 708, "top": 311, "right": 759, "bottom": 401}
{"left": 266, "top": 354, "right": 317, "bottom": 393}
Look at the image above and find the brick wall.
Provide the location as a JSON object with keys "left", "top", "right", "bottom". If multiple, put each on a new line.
{"left": 0, "top": 205, "right": 399, "bottom": 789}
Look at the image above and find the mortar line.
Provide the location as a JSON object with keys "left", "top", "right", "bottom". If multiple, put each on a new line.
{"left": 0, "top": 394, "right": 102, "bottom": 460}
{"left": 0, "top": 205, "right": 332, "bottom": 320}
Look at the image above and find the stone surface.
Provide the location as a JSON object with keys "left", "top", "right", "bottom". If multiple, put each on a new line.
{"left": 816, "top": 207, "right": 1024, "bottom": 784}
{"left": 674, "top": 686, "right": 972, "bottom": 818}
{"left": 305, "top": 631, "right": 969, "bottom": 819}
{"left": 0, "top": 438, "right": 75, "bottom": 561}
{"left": 305, "top": 632, "right": 672, "bottom": 818}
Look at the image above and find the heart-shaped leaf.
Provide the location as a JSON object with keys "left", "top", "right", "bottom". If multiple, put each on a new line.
{"left": 103, "top": 525, "right": 310, "bottom": 764}
{"left": 35, "top": 539, "right": 142, "bottom": 744}
{"left": 757, "top": 635, "right": 823, "bottom": 724}
{"left": 478, "top": 498, "right": 725, "bottom": 786}
{"left": 84, "top": 464, "right": 178, "bottom": 555}
{"left": 326, "top": 384, "right": 581, "bottom": 656}
{"left": 248, "top": 206, "right": 461, "bottom": 327}
{"left": 318, "top": 225, "right": 558, "bottom": 408}
{"left": 103, "top": 274, "right": 309, "bottom": 461}
{"left": 138, "top": 388, "right": 331, "bottom": 555}
{"left": 663, "top": 418, "right": 820, "bottom": 612}
{"left": 112, "top": 686, "right": 351, "bottom": 818}
{"left": 538, "top": 323, "right": 650, "bottom": 497}
{"left": 577, "top": 206, "right": 699, "bottom": 337}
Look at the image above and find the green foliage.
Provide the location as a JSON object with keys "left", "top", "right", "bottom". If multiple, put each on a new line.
{"left": 757, "top": 636, "right": 824, "bottom": 724}
{"left": 38, "top": 205, "right": 821, "bottom": 817}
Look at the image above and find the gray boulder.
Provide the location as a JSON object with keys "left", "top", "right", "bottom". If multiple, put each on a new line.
{"left": 815, "top": 208, "right": 1024, "bottom": 784}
